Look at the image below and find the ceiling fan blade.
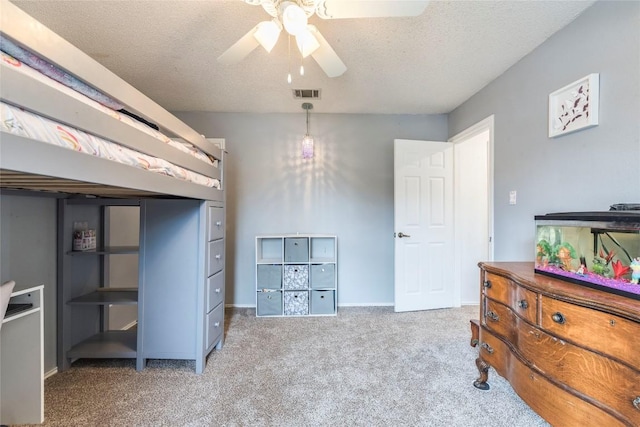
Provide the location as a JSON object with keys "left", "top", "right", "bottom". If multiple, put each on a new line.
{"left": 307, "top": 26, "right": 346, "bottom": 78}
{"left": 217, "top": 24, "right": 261, "bottom": 64}
{"left": 315, "top": 0, "right": 429, "bottom": 19}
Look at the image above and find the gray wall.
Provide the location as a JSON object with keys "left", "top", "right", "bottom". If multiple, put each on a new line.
{"left": 174, "top": 113, "right": 448, "bottom": 306}
{"left": 449, "top": 0, "right": 640, "bottom": 261}
{"left": 0, "top": 193, "right": 57, "bottom": 374}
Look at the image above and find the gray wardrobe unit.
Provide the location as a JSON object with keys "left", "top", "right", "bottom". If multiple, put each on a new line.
{"left": 58, "top": 198, "right": 225, "bottom": 374}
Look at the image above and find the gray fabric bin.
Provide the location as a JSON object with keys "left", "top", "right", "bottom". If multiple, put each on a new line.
{"left": 310, "top": 264, "right": 335, "bottom": 288}
{"left": 257, "top": 291, "right": 282, "bottom": 316}
{"left": 311, "top": 290, "right": 335, "bottom": 315}
{"left": 283, "top": 265, "right": 309, "bottom": 290}
{"left": 257, "top": 264, "right": 282, "bottom": 290}
{"left": 284, "top": 291, "right": 309, "bottom": 315}
{"left": 284, "top": 238, "right": 309, "bottom": 262}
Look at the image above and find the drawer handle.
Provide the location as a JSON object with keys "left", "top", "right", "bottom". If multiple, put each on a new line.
{"left": 215, "top": 221, "right": 222, "bottom": 227}
{"left": 481, "top": 342, "right": 494, "bottom": 354}
{"left": 214, "top": 322, "right": 220, "bottom": 328}
{"left": 485, "top": 311, "right": 499, "bottom": 322}
{"left": 552, "top": 312, "right": 566, "bottom": 324}
{"left": 518, "top": 300, "right": 529, "bottom": 309}
{"left": 215, "top": 254, "right": 221, "bottom": 260}
{"left": 483, "top": 280, "right": 492, "bottom": 289}
{"left": 633, "top": 396, "right": 640, "bottom": 410}
{"left": 215, "top": 288, "right": 221, "bottom": 293}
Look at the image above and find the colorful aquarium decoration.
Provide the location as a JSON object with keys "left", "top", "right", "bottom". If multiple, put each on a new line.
{"left": 534, "top": 211, "right": 640, "bottom": 300}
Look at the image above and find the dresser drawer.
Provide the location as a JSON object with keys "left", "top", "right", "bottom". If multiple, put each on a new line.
{"left": 483, "top": 299, "right": 519, "bottom": 341}
{"left": 540, "top": 296, "right": 640, "bottom": 370}
{"left": 206, "top": 270, "right": 224, "bottom": 313}
{"left": 206, "top": 303, "right": 224, "bottom": 349}
{"left": 478, "top": 328, "right": 627, "bottom": 427}
{"left": 483, "top": 272, "right": 537, "bottom": 324}
{"left": 207, "top": 239, "right": 225, "bottom": 276}
{"left": 516, "top": 321, "right": 640, "bottom": 425}
{"left": 208, "top": 206, "right": 224, "bottom": 241}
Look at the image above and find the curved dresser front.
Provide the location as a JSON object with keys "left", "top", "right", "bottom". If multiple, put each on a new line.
{"left": 471, "top": 262, "right": 640, "bottom": 427}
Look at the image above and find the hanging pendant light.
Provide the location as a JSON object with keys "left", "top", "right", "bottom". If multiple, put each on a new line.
{"left": 301, "top": 102, "right": 314, "bottom": 159}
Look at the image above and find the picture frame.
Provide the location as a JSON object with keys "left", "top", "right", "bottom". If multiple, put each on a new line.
{"left": 548, "top": 73, "right": 599, "bottom": 138}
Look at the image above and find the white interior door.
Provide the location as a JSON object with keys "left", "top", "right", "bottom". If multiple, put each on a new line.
{"left": 394, "top": 139, "right": 454, "bottom": 312}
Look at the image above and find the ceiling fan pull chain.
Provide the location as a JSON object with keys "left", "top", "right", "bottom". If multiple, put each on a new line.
{"left": 287, "top": 34, "right": 292, "bottom": 84}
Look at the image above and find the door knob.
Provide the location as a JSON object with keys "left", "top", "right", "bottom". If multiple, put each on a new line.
{"left": 397, "top": 232, "right": 411, "bottom": 238}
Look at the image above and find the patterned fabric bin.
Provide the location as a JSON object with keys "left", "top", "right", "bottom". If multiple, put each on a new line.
{"left": 284, "top": 291, "right": 309, "bottom": 315}
{"left": 283, "top": 265, "right": 309, "bottom": 290}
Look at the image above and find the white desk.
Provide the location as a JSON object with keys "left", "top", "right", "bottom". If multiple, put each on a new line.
{"left": 0, "top": 285, "right": 44, "bottom": 425}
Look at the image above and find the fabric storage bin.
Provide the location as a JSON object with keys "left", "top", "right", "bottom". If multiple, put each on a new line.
{"left": 257, "top": 264, "right": 282, "bottom": 290}
{"left": 310, "top": 290, "right": 335, "bottom": 315}
{"left": 257, "top": 291, "right": 282, "bottom": 316}
{"left": 310, "top": 264, "right": 335, "bottom": 288}
{"left": 283, "top": 265, "right": 309, "bottom": 290}
{"left": 284, "top": 291, "right": 309, "bottom": 315}
{"left": 284, "top": 237, "right": 309, "bottom": 262}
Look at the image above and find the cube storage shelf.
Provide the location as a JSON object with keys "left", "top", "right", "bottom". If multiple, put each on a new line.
{"left": 256, "top": 235, "right": 337, "bottom": 317}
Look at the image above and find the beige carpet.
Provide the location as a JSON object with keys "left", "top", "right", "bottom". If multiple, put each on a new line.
{"left": 33, "top": 306, "right": 549, "bottom": 426}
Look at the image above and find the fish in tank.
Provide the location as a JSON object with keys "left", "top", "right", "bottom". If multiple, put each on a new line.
{"left": 534, "top": 211, "right": 640, "bottom": 300}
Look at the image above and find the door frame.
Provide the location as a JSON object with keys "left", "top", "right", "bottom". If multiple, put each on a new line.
{"left": 448, "top": 115, "right": 495, "bottom": 305}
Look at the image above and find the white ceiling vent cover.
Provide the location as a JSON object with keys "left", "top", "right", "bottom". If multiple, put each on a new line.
{"left": 293, "top": 89, "right": 321, "bottom": 99}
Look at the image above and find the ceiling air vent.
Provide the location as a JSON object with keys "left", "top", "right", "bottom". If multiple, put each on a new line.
{"left": 293, "top": 89, "right": 321, "bottom": 99}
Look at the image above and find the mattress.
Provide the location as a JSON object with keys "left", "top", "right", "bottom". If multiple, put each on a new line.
{"left": 1, "top": 101, "right": 219, "bottom": 189}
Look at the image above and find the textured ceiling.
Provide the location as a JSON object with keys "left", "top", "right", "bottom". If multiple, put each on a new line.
{"left": 11, "top": 0, "right": 595, "bottom": 114}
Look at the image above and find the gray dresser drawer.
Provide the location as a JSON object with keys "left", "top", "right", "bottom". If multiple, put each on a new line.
{"left": 257, "top": 291, "right": 282, "bottom": 316}
{"left": 208, "top": 206, "right": 224, "bottom": 241}
{"left": 257, "top": 264, "right": 282, "bottom": 290}
{"left": 284, "top": 290, "right": 309, "bottom": 315}
{"left": 310, "top": 290, "right": 335, "bottom": 315}
{"left": 284, "top": 265, "right": 309, "bottom": 290}
{"left": 206, "top": 303, "right": 224, "bottom": 348}
{"left": 207, "top": 239, "right": 225, "bottom": 276}
{"left": 206, "top": 270, "right": 224, "bottom": 313}
{"left": 284, "top": 237, "right": 309, "bottom": 262}
{"left": 310, "top": 264, "right": 335, "bottom": 288}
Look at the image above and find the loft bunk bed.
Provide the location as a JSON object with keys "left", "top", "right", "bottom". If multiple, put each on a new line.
{"left": 0, "top": 0, "right": 224, "bottom": 201}
{"left": 0, "top": 1, "right": 227, "bottom": 380}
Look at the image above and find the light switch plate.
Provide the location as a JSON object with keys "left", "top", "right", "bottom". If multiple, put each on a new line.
{"left": 509, "top": 191, "right": 517, "bottom": 205}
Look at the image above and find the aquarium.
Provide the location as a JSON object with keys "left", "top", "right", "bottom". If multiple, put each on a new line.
{"left": 534, "top": 211, "right": 640, "bottom": 300}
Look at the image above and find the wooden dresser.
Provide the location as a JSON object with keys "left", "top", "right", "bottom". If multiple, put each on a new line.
{"left": 471, "top": 262, "right": 640, "bottom": 426}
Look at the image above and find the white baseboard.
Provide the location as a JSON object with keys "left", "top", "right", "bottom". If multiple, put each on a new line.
{"left": 338, "top": 302, "right": 394, "bottom": 307}
{"left": 225, "top": 303, "right": 396, "bottom": 308}
{"left": 45, "top": 367, "right": 58, "bottom": 379}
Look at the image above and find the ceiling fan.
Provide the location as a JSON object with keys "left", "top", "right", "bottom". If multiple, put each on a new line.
{"left": 217, "top": 0, "right": 429, "bottom": 78}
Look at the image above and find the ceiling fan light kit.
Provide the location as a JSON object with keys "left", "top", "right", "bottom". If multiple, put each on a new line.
{"left": 254, "top": 19, "right": 282, "bottom": 52}
{"left": 218, "top": 0, "right": 429, "bottom": 79}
